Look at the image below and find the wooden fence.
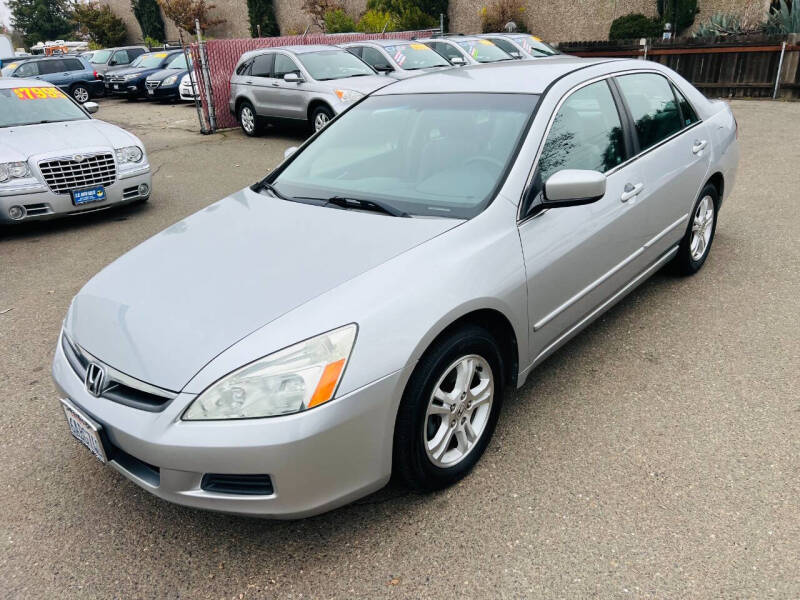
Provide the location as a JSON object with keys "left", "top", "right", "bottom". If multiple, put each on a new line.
{"left": 559, "top": 34, "right": 800, "bottom": 99}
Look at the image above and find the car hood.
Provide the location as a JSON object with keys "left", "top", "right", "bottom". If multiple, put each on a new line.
{"left": 146, "top": 67, "right": 187, "bottom": 82}
{"left": 0, "top": 119, "right": 137, "bottom": 162}
{"left": 317, "top": 74, "right": 394, "bottom": 94}
{"left": 66, "top": 187, "right": 460, "bottom": 391}
{"left": 107, "top": 66, "right": 157, "bottom": 78}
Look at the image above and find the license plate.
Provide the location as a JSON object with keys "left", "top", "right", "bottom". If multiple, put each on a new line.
{"left": 113, "top": 84, "right": 119, "bottom": 89}
{"left": 72, "top": 185, "right": 106, "bottom": 206}
{"left": 61, "top": 399, "right": 107, "bottom": 464}
{"left": 147, "top": 89, "right": 154, "bottom": 95}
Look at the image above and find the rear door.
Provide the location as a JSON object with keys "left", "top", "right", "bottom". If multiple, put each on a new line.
{"left": 248, "top": 53, "right": 275, "bottom": 117}
{"left": 38, "top": 59, "right": 69, "bottom": 88}
{"left": 518, "top": 78, "right": 647, "bottom": 364}
{"left": 614, "top": 72, "right": 711, "bottom": 260}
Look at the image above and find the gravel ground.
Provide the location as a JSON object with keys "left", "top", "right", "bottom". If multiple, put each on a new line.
{"left": 0, "top": 97, "right": 798, "bottom": 599}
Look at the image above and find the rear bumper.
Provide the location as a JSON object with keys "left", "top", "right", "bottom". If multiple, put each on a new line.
{"left": 51, "top": 335, "right": 401, "bottom": 518}
{"left": 0, "top": 168, "right": 151, "bottom": 224}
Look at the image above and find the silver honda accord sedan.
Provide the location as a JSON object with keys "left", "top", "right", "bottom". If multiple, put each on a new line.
{"left": 53, "top": 57, "right": 739, "bottom": 518}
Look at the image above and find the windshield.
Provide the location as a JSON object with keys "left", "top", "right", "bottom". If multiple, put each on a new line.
{"left": 131, "top": 53, "right": 170, "bottom": 68}
{"left": 297, "top": 50, "right": 374, "bottom": 81}
{"left": 90, "top": 50, "right": 112, "bottom": 64}
{"left": 0, "top": 87, "right": 88, "bottom": 127}
{"left": 456, "top": 39, "right": 512, "bottom": 63}
{"left": 511, "top": 35, "right": 559, "bottom": 57}
{"left": 272, "top": 93, "right": 537, "bottom": 219}
{"left": 167, "top": 53, "right": 189, "bottom": 69}
{"left": 384, "top": 43, "right": 450, "bottom": 70}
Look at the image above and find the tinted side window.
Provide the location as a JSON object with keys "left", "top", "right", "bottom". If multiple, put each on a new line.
{"left": 673, "top": 84, "right": 699, "bottom": 127}
{"left": 251, "top": 54, "right": 273, "bottom": 77}
{"left": 64, "top": 59, "right": 84, "bottom": 71}
{"left": 113, "top": 50, "right": 130, "bottom": 64}
{"left": 130, "top": 48, "right": 146, "bottom": 59}
{"left": 345, "top": 46, "right": 363, "bottom": 58}
{"left": 361, "top": 47, "right": 387, "bottom": 68}
{"left": 617, "top": 73, "right": 683, "bottom": 150}
{"left": 16, "top": 61, "right": 40, "bottom": 76}
{"left": 438, "top": 43, "right": 463, "bottom": 62}
{"left": 273, "top": 54, "right": 299, "bottom": 78}
{"left": 490, "top": 38, "right": 519, "bottom": 56}
{"left": 39, "top": 60, "right": 65, "bottom": 75}
{"left": 537, "top": 80, "right": 626, "bottom": 184}
{"left": 235, "top": 60, "right": 251, "bottom": 75}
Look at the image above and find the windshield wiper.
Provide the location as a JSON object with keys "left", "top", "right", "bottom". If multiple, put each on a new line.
{"left": 325, "top": 196, "right": 409, "bottom": 217}
{"left": 252, "top": 179, "right": 290, "bottom": 200}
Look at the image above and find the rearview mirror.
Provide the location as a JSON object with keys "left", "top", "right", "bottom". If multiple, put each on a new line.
{"left": 284, "top": 72, "right": 304, "bottom": 83}
{"left": 84, "top": 101, "right": 99, "bottom": 114}
{"left": 543, "top": 169, "right": 606, "bottom": 207}
{"left": 284, "top": 146, "right": 298, "bottom": 159}
{"left": 450, "top": 56, "right": 466, "bottom": 66}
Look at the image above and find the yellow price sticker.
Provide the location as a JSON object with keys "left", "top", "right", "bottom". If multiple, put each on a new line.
{"left": 12, "top": 87, "right": 66, "bottom": 100}
{"left": 531, "top": 36, "right": 542, "bottom": 42}
{"left": 154, "top": 52, "right": 167, "bottom": 58}
{"left": 410, "top": 43, "right": 428, "bottom": 50}
{"left": 478, "top": 39, "right": 493, "bottom": 45}
{"left": 7, "top": 63, "right": 18, "bottom": 69}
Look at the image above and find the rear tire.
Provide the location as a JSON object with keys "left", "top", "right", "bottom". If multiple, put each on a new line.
{"left": 672, "top": 183, "right": 718, "bottom": 275}
{"left": 238, "top": 101, "right": 261, "bottom": 137}
{"left": 393, "top": 324, "right": 504, "bottom": 492}
{"left": 71, "top": 84, "right": 90, "bottom": 104}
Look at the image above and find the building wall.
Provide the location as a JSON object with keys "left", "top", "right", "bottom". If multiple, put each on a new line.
{"left": 103, "top": 0, "right": 770, "bottom": 45}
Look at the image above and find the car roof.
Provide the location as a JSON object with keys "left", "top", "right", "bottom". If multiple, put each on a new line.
{"left": 343, "top": 39, "right": 420, "bottom": 48}
{"left": 372, "top": 57, "right": 629, "bottom": 95}
{"left": 418, "top": 36, "right": 485, "bottom": 43}
{"left": 0, "top": 77, "right": 57, "bottom": 89}
{"left": 238, "top": 44, "right": 344, "bottom": 62}
{"left": 22, "top": 55, "right": 86, "bottom": 61}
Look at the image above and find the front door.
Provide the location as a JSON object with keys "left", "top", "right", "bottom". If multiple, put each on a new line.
{"left": 270, "top": 53, "right": 306, "bottom": 121}
{"left": 518, "top": 78, "right": 648, "bottom": 365}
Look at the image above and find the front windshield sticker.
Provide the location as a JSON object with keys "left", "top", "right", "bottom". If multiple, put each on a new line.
{"left": 410, "top": 43, "right": 428, "bottom": 50}
{"left": 13, "top": 87, "right": 66, "bottom": 100}
{"left": 532, "top": 35, "right": 542, "bottom": 42}
{"left": 478, "top": 40, "right": 493, "bottom": 45}
{"left": 469, "top": 46, "right": 478, "bottom": 58}
{"left": 393, "top": 49, "right": 407, "bottom": 66}
{"left": 154, "top": 53, "right": 167, "bottom": 58}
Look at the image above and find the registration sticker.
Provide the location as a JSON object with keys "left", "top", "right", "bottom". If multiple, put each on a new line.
{"left": 13, "top": 87, "right": 66, "bottom": 100}
{"left": 410, "top": 43, "right": 427, "bottom": 50}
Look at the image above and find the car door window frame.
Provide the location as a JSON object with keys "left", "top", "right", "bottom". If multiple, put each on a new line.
{"left": 250, "top": 53, "right": 274, "bottom": 78}
{"left": 272, "top": 52, "right": 301, "bottom": 79}
{"left": 518, "top": 74, "right": 634, "bottom": 222}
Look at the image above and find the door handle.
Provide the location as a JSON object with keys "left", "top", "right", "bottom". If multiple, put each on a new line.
{"left": 271, "top": 81, "right": 280, "bottom": 87}
{"left": 245, "top": 79, "right": 253, "bottom": 84}
{"left": 692, "top": 139, "right": 708, "bottom": 154}
{"left": 620, "top": 183, "right": 644, "bottom": 203}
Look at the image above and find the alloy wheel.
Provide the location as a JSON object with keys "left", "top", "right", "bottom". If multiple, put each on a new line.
{"left": 423, "top": 354, "right": 494, "bottom": 468}
{"left": 314, "top": 112, "right": 330, "bottom": 131}
{"left": 240, "top": 106, "right": 255, "bottom": 133}
{"left": 73, "top": 87, "right": 89, "bottom": 103}
{"left": 690, "top": 195, "right": 715, "bottom": 261}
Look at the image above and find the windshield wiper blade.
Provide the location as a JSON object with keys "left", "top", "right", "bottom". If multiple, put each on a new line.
{"left": 252, "top": 179, "right": 290, "bottom": 200}
{"left": 325, "top": 196, "right": 409, "bottom": 217}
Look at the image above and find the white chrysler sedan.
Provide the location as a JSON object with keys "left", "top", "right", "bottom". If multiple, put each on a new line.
{"left": 0, "top": 79, "right": 151, "bottom": 224}
{"left": 54, "top": 58, "right": 738, "bottom": 518}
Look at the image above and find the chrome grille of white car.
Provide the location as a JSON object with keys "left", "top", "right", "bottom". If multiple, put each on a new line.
{"left": 38, "top": 153, "right": 117, "bottom": 194}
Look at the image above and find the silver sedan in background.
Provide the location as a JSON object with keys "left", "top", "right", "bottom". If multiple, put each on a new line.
{"left": 228, "top": 44, "right": 392, "bottom": 135}
{"left": 420, "top": 35, "right": 514, "bottom": 65}
{"left": 480, "top": 33, "right": 561, "bottom": 59}
{"left": 54, "top": 58, "right": 738, "bottom": 518}
{"left": 340, "top": 39, "right": 452, "bottom": 79}
{"left": 0, "top": 79, "right": 151, "bottom": 224}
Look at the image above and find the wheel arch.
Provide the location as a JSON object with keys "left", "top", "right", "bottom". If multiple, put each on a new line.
{"left": 307, "top": 99, "right": 333, "bottom": 122}
{"left": 706, "top": 171, "right": 724, "bottom": 206}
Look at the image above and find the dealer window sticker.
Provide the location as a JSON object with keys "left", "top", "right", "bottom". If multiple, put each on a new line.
{"left": 12, "top": 87, "right": 66, "bottom": 100}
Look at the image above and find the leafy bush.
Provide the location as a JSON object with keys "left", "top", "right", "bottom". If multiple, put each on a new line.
{"left": 131, "top": 0, "right": 166, "bottom": 43}
{"left": 356, "top": 9, "right": 397, "bottom": 32}
{"left": 366, "top": 0, "right": 440, "bottom": 31}
{"left": 479, "top": 0, "right": 528, "bottom": 32}
{"left": 609, "top": 13, "right": 662, "bottom": 39}
{"left": 694, "top": 12, "right": 744, "bottom": 38}
{"left": 247, "top": 0, "right": 279, "bottom": 36}
{"left": 302, "top": 0, "right": 342, "bottom": 31}
{"left": 766, "top": 0, "right": 800, "bottom": 33}
{"left": 144, "top": 35, "right": 162, "bottom": 48}
{"left": 324, "top": 8, "right": 356, "bottom": 32}
{"left": 73, "top": 3, "right": 128, "bottom": 47}
{"left": 156, "top": 0, "right": 225, "bottom": 34}
{"left": 656, "top": 0, "right": 699, "bottom": 34}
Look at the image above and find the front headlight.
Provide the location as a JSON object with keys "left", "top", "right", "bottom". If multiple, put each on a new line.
{"left": 115, "top": 146, "right": 143, "bottom": 164}
{"left": 162, "top": 75, "right": 178, "bottom": 86}
{"left": 183, "top": 324, "right": 357, "bottom": 420}
{"left": 0, "top": 161, "right": 31, "bottom": 183}
{"left": 334, "top": 89, "right": 364, "bottom": 103}
{"left": 123, "top": 74, "right": 139, "bottom": 81}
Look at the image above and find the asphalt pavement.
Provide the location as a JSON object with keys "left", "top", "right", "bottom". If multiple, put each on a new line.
{"left": 0, "top": 97, "right": 798, "bottom": 599}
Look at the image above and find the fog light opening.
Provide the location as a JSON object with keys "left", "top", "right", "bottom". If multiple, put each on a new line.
{"left": 8, "top": 205, "right": 26, "bottom": 220}
{"left": 138, "top": 183, "right": 150, "bottom": 197}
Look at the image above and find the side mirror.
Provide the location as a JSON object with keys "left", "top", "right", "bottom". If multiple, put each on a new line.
{"left": 511, "top": 51, "right": 522, "bottom": 59}
{"left": 450, "top": 56, "right": 466, "bottom": 66}
{"left": 109, "top": 60, "right": 117, "bottom": 66}
{"left": 543, "top": 169, "right": 606, "bottom": 208}
{"left": 283, "top": 72, "right": 304, "bottom": 83}
{"left": 374, "top": 63, "right": 393, "bottom": 73}
{"left": 84, "top": 102, "right": 99, "bottom": 114}
{"left": 284, "top": 146, "right": 298, "bottom": 159}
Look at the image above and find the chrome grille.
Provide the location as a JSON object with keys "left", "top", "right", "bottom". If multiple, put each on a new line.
{"left": 145, "top": 81, "right": 159, "bottom": 90}
{"left": 38, "top": 153, "right": 116, "bottom": 195}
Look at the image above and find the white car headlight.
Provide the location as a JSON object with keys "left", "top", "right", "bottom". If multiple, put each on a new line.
{"left": 183, "top": 324, "right": 357, "bottom": 420}
{"left": 334, "top": 89, "right": 364, "bottom": 103}
{"left": 123, "top": 74, "right": 139, "bottom": 81}
{"left": 162, "top": 75, "right": 178, "bottom": 86}
{"left": 115, "top": 146, "right": 143, "bottom": 164}
{"left": 0, "top": 161, "right": 31, "bottom": 183}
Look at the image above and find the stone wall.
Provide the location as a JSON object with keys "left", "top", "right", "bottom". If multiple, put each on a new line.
{"left": 103, "top": 0, "right": 770, "bottom": 44}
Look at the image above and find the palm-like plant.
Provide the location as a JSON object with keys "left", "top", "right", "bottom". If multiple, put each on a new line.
{"left": 766, "top": 0, "right": 800, "bottom": 34}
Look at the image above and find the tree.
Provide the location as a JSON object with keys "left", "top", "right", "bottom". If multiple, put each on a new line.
{"left": 157, "top": 0, "right": 225, "bottom": 34}
{"left": 324, "top": 8, "right": 356, "bottom": 32}
{"left": 301, "top": 0, "right": 342, "bottom": 32}
{"left": 365, "top": 0, "right": 440, "bottom": 30}
{"left": 131, "top": 0, "right": 166, "bottom": 42}
{"left": 9, "top": 0, "right": 73, "bottom": 46}
{"left": 609, "top": 13, "right": 663, "bottom": 39}
{"left": 247, "top": 0, "right": 279, "bottom": 36}
{"left": 656, "top": 0, "right": 699, "bottom": 35}
{"left": 73, "top": 3, "right": 128, "bottom": 47}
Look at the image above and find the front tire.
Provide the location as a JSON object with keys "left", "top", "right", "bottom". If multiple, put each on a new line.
{"left": 311, "top": 105, "right": 333, "bottom": 133}
{"left": 393, "top": 325, "right": 504, "bottom": 492}
{"left": 238, "top": 101, "right": 261, "bottom": 137}
{"left": 672, "top": 183, "right": 719, "bottom": 275}
{"left": 71, "top": 84, "right": 90, "bottom": 104}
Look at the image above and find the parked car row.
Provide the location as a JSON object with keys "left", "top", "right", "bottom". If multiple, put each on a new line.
{"left": 229, "top": 34, "right": 561, "bottom": 136}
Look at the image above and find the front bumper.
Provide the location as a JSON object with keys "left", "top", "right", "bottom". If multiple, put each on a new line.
{"left": 105, "top": 80, "right": 143, "bottom": 97}
{"left": 52, "top": 335, "right": 401, "bottom": 518}
{"left": 0, "top": 168, "right": 151, "bottom": 224}
{"left": 145, "top": 84, "right": 179, "bottom": 100}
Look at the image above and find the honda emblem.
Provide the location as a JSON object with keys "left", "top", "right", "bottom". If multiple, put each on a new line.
{"left": 85, "top": 362, "right": 106, "bottom": 397}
